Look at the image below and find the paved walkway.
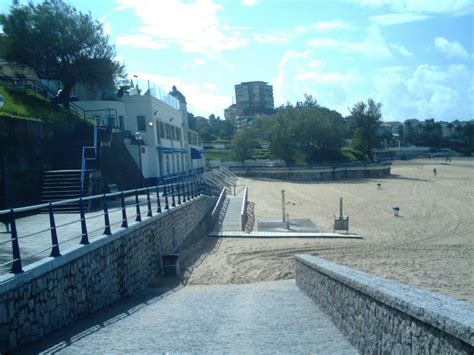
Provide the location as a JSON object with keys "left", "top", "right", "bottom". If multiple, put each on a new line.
{"left": 17, "top": 280, "right": 357, "bottom": 354}
{"left": 0, "top": 193, "right": 193, "bottom": 274}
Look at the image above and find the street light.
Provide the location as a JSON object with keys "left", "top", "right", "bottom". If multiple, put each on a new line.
{"left": 134, "top": 131, "right": 144, "bottom": 187}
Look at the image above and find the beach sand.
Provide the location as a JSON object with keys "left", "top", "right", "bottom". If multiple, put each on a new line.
{"left": 183, "top": 158, "right": 474, "bottom": 303}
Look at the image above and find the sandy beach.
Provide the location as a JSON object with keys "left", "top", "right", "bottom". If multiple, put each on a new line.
{"left": 182, "top": 158, "right": 473, "bottom": 303}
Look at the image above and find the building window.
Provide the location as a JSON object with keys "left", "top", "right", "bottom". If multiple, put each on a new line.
{"left": 159, "top": 122, "right": 165, "bottom": 138}
{"left": 119, "top": 115, "right": 124, "bottom": 130}
{"left": 137, "top": 115, "right": 146, "bottom": 131}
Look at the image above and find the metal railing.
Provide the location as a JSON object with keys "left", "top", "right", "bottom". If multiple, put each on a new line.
{"left": 211, "top": 187, "right": 227, "bottom": 218}
{"left": 80, "top": 111, "right": 118, "bottom": 198}
{"left": 0, "top": 180, "right": 217, "bottom": 275}
{"left": 240, "top": 186, "right": 249, "bottom": 232}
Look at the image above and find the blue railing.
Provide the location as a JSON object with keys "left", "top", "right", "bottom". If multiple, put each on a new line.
{"left": 0, "top": 180, "right": 221, "bottom": 275}
{"left": 79, "top": 110, "right": 118, "bottom": 198}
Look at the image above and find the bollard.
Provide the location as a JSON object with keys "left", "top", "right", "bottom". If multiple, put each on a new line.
{"left": 156, "top": 186, "right": 162, "bottom": 213}
{"left": 164, "top": 186, "right": 169, "bottom": 210}
{"left": 135, "top": 189, "right": 142, "bottom": 222}
{"left": 79, "top": 198, "right": 89, "bottom": 244}
{"left": 339, "top": 197, "right": 343, "bottom": 219}
{"left": 181, "top": 182, "right": 186, "bottom": 203}
{"left": 121, "top": 191, "right": 128, "bottom": 228}
{"left": 171, "top": 185, "right": 176, "bottom": 207}
{"left": 48, "top": 203, "right": 61, "bottom": 257}
{"left": 146, "top": 188, "right": 153, "bottom": 217}
{"left": 177, "top": 184, "right": 181, "bottom": 205}
{"left": 281, "top": 190, "right": 286, "bottom": 223}
{"left": 103, "top": 194, "right": 111, "bottom": 235}
{"left": 9, "top": 209, "right": 23, "bottom": 273}
{"left": 285, "top": 213, "right": 290, "bottom": 230}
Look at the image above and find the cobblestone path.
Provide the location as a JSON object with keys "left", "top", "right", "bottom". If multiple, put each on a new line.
{"left": 18, "top": 280, "right": 357, "bottom": 354}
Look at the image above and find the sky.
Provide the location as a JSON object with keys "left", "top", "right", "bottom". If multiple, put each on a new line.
{"left": 1, "top": 0, "right": 473, "bottom": 122}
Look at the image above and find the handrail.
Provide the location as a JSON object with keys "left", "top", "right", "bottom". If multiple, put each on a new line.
{"left": 240, "top": 185, "right": 249, "bottom": 232}
{"left": 211, "top": 187, "right": 227, "bottom": 217}
{"left": 0, "top": 179, "right": 218, "bottom": 275}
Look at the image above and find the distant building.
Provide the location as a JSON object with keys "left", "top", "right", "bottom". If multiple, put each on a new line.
{"left": 224, "top": 104, "right": 240, "bottom": 121}
{"left": 234, "top": 81, "right": 274, "bottom": 114}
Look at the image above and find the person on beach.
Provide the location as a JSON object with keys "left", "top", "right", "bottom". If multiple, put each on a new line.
{"left": 433, "top": 168, "right": 437, "bottom": 176}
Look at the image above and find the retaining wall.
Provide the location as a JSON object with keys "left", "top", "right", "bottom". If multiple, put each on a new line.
{"left": 0, "top": 195, "right": 216, "bottom": 352}
{"left": 295, "top": 255, "right": 474, "bottom": 354}
{"left": 230, "top": 164, "right": 390, "bottom": 181}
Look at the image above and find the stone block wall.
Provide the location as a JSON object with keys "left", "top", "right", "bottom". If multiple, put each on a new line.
{"left": 295, "top": 255, "right": 474, "bottom": 354}
{"left": 0, "top": 195, "right": 216, "bottom": 352}
{"left": 230, "top": 165, "right": 390, "bottom": 181}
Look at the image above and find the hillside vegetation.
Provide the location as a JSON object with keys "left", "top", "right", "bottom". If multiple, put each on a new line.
{"left": 0, "top": 84, "right": 75, "bottom": 123}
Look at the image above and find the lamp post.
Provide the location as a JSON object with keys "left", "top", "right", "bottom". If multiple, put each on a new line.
{"left": 134, "top": 132, "right": 144, "bottom": 187}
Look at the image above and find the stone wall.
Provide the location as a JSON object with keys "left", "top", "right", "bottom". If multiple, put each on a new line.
{"left": 0, "top": 195, "right": 216, "bottom": 352}
{"left": 295, "top": 255, "right": 474, "bottom": 354}
{"left": 230, "top": 164, "right": 390, "bottom": 181}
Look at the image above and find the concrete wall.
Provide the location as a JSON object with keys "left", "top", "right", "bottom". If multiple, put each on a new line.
{"left": 230, "top": 165, "right": 391, "bottom": 181}
{"left": 295, "top": 255, "right": 474, "bottom": 354}
{"left": 0, "top": 116, "right": 89, "bottom": 209}
{"left": 0, "top": 195, "right": 217, "bottom": 352}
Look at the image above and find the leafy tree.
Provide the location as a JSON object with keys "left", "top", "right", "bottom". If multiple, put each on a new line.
{"left": 267, "top": 105, "right": 299, "bottom": 164}
{"left": 232, "top": 128, "right": 258, "bottom": 162}
{"left": 350, "top": 98, "right": 382, "bottom": 160}
{"left": 297, "top": 106, "right": 344, "bottom": 162}
{"left": 266, "top": 96, "right": 345, "bottom": 164}
{"left": 0, "top": 0, "right": 124, "bottom": 107}
{"left": 421, "top": 119, "right": 442, "bottom": 147}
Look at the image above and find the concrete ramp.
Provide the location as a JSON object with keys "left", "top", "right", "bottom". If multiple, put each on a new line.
{"left": 19, "top": 280, "right": 357, "bottom": 354}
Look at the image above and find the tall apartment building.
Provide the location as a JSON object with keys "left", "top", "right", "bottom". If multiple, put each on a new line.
{"left": 234, "top": 81, "right": 274, "bottom": 114}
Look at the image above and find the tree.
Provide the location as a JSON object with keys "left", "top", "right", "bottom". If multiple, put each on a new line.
{"left": 0, "top": 0, "right": 124, "bottom": 107}
{"left": 267, "top": 105, "right": 299, "bottom": 164}
{"left": 350, "top": 98, "right": 382, "bottom": 160}
{"left": 232, "top": 128, "right": 258, "bottom": 162}
{"left": 266, "top": 96, "right": 344, "bottom": 164}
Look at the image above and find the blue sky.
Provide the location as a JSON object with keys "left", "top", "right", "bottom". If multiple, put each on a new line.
{"left": 1, "top": 0, "right": 473, "bottom": 121}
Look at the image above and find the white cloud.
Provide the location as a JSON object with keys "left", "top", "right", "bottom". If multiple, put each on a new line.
{"left": 434, "top": 37, "right": 469, "bottom": 60}
{"left": 307, "top": 26, "right": 413, "bottom": 59}
{"left": 202, "top": 82, "right": 216, "bottom": 91}
{"left": 194, "top": 58, "right": 206, "bottom": 65}
{"left": 242, "top": 0, "right": 257, "bottom": 6}
{"left": 389, "top": 43, "right": 413, "bottom": 57}
{"left": 116, "top": 34, "right": 168, "bottom": 49}
{"left": 372, "top": 64, "right": 473, "bottom": 120}
{"left": 308, "top": 59, "right": 325, "bottom": 68}
{"left": 252, "top": 32, "right": 291, "bottom": 44}
{"left": 295, "top": 71, "right": 349, "bottom": 84}
{"left": 357, "top": 0, "right": 472, "bottom": 16}
{"left": 116, "top": 0, "right": 248, "bottom": 56}
{"left": 370, "top": 13, "right": 432, "bottom": 26}
{"left": 308, "top": 37, "right": 393, "bottom": 58}
{"left": 295, "top": 19, "right": 352, "bottom": 33}
{"left": 272, "top": 50, "right": 360, "bottom": 113}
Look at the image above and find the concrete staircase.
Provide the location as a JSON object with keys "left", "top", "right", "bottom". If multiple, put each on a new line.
{"left": 41, "top": 170, "right": 90, "bottom": 212}
{"left": 41, "top": 136, "right": 94, "bottom": 213}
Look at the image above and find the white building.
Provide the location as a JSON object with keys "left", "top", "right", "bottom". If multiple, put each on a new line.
{"left": 76, "top": 84, "right": 205, "bottom": 184}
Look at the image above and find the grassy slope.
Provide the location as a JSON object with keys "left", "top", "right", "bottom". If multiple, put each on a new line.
{"left": 0, "top": 84, "right": 75, "bottom": 123}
